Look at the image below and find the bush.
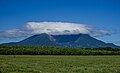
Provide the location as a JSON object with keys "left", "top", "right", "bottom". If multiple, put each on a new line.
{"left": 0, "top": 45, "right": 120, "bottom": 55}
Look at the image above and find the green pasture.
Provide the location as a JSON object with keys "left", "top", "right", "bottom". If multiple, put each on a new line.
{"left": 0, "top": 55, "right": 120, "bottom": 73}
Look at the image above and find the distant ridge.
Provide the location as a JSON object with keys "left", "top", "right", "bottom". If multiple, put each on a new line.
{"left": 2, "top": 33, "right": 120, "bottom": 48}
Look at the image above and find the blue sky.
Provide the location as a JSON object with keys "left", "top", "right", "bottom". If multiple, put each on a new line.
{"left": 0, "top": 0, "right": 120, "bottom": 45}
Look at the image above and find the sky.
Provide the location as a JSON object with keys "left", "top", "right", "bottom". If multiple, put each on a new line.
{"left": 0, "top": 0, "right": 120, "bottom": 45}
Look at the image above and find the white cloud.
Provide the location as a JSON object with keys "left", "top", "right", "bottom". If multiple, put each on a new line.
{"left": 24, "top": 22, "right": 111, "bottom": 36}
{"left": 25, "top": 22, "right": 91, "bottom": 35}
{"left": 0, "top": 29, "right": 29, "bottom": 38}
{"left": 0, "top": 22, "right": 111, "bottom": 38}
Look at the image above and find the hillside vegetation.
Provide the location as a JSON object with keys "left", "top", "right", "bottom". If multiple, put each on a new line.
{"left": 0, "top": 45, "right": 120, "bottom": 55}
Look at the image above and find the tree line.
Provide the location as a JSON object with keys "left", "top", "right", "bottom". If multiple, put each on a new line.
{"left": 0, "top": 45, "right": 120, "bottom": 55}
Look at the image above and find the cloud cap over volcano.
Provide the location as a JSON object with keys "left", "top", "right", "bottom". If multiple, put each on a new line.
{"left": 25, "top": 22, "right": 111, "bottom": 36}
{"left": 0, "top": 22, "right": 111, "bottom": 38}
{"left": 25, "top": 22, "right": 91, "bottom": 35}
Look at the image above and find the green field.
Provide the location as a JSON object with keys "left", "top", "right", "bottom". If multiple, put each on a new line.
{"left": 0, "top": 55, "right": 120, "bottom": 73}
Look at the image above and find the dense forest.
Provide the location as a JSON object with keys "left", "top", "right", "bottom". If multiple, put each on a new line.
{"left": 0, "top": 45, "right": 120, "bottom": 55}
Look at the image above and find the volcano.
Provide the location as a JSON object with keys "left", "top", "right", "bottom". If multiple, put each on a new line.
{"left": 3, "top": 33, "right": 120, "bottom": 48}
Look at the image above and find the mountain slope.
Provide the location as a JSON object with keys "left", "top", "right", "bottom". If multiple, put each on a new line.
{"left": 2, "top": 33, "right": 120, "bottom": 48}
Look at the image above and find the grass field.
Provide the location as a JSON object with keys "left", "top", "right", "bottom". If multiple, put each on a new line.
{"left": 0, "top": 55, "right": 120, "bottom": 73}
